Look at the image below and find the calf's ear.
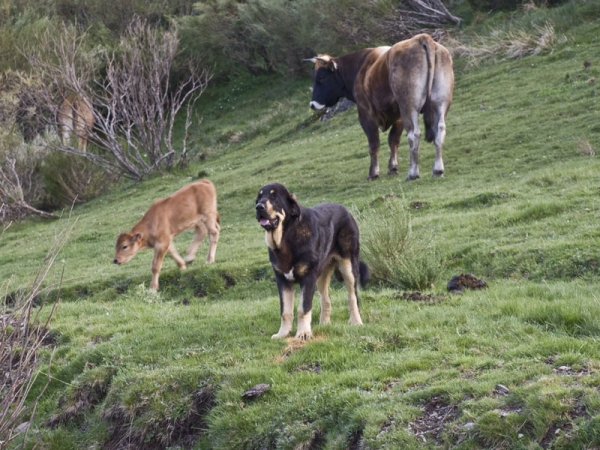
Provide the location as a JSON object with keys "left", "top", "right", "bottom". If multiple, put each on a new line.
{"left": 132, "top": 232, "right": 143, "bottom": 244}
{"left": 288, "top": 194, "right": 300, "bottom": 218}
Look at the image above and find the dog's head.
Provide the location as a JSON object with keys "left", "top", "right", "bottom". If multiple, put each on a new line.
{"left": 113, "top": 232, "right": 143, "bottom": 264}
{"left": 255, "top": 183, "right": 300, "bottom": 231}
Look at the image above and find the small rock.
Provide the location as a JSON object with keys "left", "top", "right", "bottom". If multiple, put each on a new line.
{"left": 463, "top": 422, "right": 475, "bottom": 430}
{"left": 242, "top": 383, "right": 271, "bottom": 398}
{"left": 494, "top": 384, "right": 510, "bottom": 395}
{"left": 14, "top": 422, "right": 29, "bottom": 434}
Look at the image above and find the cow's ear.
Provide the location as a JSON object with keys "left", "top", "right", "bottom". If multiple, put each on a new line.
{"left": 132, "top": 233, "right": 143, "bottom": 244}
{"left": 328, "top": 60, "right": 338, "bottom": 71}
{"left": 288, "top": 194, "right": 301, "bottom": 218}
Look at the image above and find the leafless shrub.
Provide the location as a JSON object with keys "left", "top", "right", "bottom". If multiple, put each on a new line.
{"left": 0, "top": 217, "right": 75, "bottom": 448}
{"left": 447, "top": 21, "right": 567, "bottom": 67}
{"left": 576, "top": 139, "right": 594, "bottom": 157}
{"left": 24, "top": 18, "right": 211, "bottom": 180}
{"left": 0, "top": 130, "right": 55, "bottom": 223}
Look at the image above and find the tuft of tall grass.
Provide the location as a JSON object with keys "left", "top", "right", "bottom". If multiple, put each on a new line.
{"left": 448, "top": 20, "right": 567, "bottom": 67}
{"left": 357, "top": 199, "right": 445, "bottom": 291}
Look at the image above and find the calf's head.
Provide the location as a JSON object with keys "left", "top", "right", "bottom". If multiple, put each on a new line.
{"left": 255, "top": 183, "right": 300, "bottom": 231}
{"left": 304, "top": 55, "right": 344, "bottom": 110}
{"left": 113, "top": 232, "right": 143, "bottom": 264}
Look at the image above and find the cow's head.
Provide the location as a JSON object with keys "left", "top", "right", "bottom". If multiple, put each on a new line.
{"left": 113, "top": 232, "right": 143, "bottom": 264}
{"left": 304, "top": 55, "right": 344, "bottom": 110}
{"left": 255, "top": 183, "right": 300, "bottom": 231}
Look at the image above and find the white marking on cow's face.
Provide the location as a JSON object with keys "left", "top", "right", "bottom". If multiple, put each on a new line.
{"left": 284, "top": 269, "right": 294, "bottom": 281}
{"left": 310, "top": 101, "right": 326, "bottom": 110}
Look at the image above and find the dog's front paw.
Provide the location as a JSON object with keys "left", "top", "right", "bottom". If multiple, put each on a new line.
{"left": 271, "top": 331, "right": 290, "bottom": 339}
{"left": 294, "top": 330, "right": 313, "bottom": 340}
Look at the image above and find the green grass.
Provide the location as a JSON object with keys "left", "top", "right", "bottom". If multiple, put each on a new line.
{"left": 3, "top": 3, "right": 600, "bottom": 448}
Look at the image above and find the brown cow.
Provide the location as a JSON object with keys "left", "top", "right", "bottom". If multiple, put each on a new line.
{"left": 113, "top": 179, "right": 220, "bottom": 291}
{"left": 305, "top": 33, "right": 454, "bottom": 181}
{"left": 57, "top": 93, "right": 94, "bottom": 152}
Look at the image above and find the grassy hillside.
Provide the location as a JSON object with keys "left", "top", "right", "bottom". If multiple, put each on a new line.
{"left": 3, "top": 3, "right": 600, "bottom": 449}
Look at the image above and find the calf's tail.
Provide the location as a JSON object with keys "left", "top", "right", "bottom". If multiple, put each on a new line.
{"left": 359, "top": 261, "right": 370, "bottom": 289}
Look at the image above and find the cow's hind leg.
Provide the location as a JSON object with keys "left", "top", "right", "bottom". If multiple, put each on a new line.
{"left": 387, "top": 120, "right": 403, "bottom": 175}
{"left": 317, "top": 263, "right": 335, "bottom": 325}
{"left": 403, "top": 110, "right": 421, "bottom": 181}
{"left": 184, "top": 222, "right": 208, "bottom": 264}
{"left": 337, "top": 258, "right": 363, "bottom": 325}
{"left": 168, "top": 242, "right": 187, "bottom": 270}
{"left": 430, "top": 106, "right": 447, "bottom": 178}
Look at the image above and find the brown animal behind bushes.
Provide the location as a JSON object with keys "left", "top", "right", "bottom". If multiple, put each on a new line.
{"left": 57, "top": 93, "right": 94, "bottom": 152}
{"left": 113, "top": 179, "right": 220, "bottom": 291}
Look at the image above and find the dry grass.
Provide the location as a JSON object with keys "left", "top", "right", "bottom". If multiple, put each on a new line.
{"left": 576, "top": 139, "right": 595, "bottom": 157}
{"left": 446, "top": 21, "right": 567, "bottom": 67}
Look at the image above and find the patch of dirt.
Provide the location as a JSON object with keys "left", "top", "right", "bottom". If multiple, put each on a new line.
{"left": 348, "top": 427, "right": 364, "bottom": 450}
{"left": 47, "top": 368, "right": 115, "bottom": 428}
{"left": 411, "top": 201, "right": 428, "bottom": 209}
{"left": 447, "top": 273, "right": 488, "bottom": 293}
{"left": 552, "top": 365, "right": 590, "bottom": 376}
{"left": 538, "top": 402, "right": 587, "bottom": 449}
{"left": 293, "top": 362, "right": 321, "bottom": 374}
{"left": 369, "top": 193, "right": 399, "bottom": 206}
{"left": 544, "top": 356, "right": 591, "bottom": 376}
{"left": 102, "top": 386, "right": 216, "bottom": 450}
{"left": 408, "top": 397, "right": 458, "bottom": 445}
{"left": 194, "top": 286, "right": 207, "bottom": 298}
{"left": 394, "top": 291, "right": 444, "bottom": 303}
{"left": 272, "top": 336, "right": 325, "bottom": 363}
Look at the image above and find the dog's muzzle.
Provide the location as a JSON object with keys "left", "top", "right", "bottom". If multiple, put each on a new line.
{"left": 256, "top": 203, "right": 279, "bottom": 230}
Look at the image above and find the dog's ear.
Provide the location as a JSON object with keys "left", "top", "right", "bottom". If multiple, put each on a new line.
{"left": 288, "top": 193, "right": 301, "bottom": 218}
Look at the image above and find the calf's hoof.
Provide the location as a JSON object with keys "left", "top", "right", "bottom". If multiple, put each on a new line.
{"left": 367, "top": 174, "right": 379, "bottom": 182}
{"left": 405, "top": 174, "right": 420, "bottom": 181}
{"left": 387, "top": 167, "right": 399, "bottom": 175}
{"left": 433, "top": 170, "right": 444, "bottom": 178}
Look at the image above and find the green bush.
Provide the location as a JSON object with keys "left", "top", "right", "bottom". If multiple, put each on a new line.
{"left": 358, "top": 199, "right": 445, "bottom": 291}
{"left": 40, "top": 152, "right": 116, "bottom": 209}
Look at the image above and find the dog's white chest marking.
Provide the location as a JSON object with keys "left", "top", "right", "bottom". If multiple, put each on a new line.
{"left": 284, "top": 269, "right": 294, "bottom": 281}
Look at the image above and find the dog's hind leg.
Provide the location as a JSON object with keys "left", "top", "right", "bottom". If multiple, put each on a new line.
{"left": 337, "top": 258, "right": 363, "bottom": 325}
{"left": 317, "top": 263, "right": 335, "bottom": 325}
{"left": 272, "top": 276, "right": 294, "bottom": 339}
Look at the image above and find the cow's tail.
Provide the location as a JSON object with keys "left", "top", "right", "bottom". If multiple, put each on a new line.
{"left": 421, "top": 35, "right": 436, "bottom": 143}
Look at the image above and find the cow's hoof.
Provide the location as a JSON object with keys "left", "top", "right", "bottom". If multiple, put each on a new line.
{"left": 367, "top": 174, "right": 379, "bottom": 181}
{"left": 406, "top": 174, "right": 420, "bottom": 181}
{"left": 184, "top": 256, "right": 195, "bottom": 264}
{"left": 433, "top": 170, "right": 444, "bottom": 178}
{"left": 387, "top": 168, "right": 399, "bottom": 175}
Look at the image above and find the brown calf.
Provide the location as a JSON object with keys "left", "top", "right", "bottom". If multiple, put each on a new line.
{"left": 113, "top": 179, "right": 220, "bottom": 291}
{"left": 57, "top": 93, "right": 94, "bottom": 152}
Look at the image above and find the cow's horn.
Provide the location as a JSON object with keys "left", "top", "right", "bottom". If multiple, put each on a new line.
{"left": 303, "top": 57, "right": 317, "bottom": 63}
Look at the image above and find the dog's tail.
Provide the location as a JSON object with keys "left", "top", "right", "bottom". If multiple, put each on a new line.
{"left": 358, "top": 261, "right": 370, "bottom": 289}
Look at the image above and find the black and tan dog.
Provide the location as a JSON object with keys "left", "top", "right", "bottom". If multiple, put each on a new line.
{"left": 255, "top": 183, "right": 369, "bottom": 340}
